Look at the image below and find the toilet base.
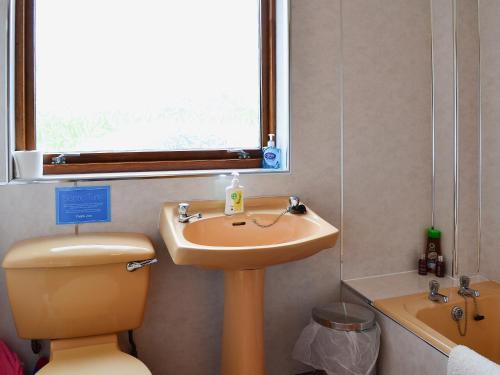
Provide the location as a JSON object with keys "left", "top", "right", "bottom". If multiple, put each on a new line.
{"left": 38, "top": 334, "right": 151, "bottom": 375}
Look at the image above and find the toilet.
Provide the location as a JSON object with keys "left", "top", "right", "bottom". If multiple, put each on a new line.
{"left": 1, "top": 232, "right": 157, "bottom": 374}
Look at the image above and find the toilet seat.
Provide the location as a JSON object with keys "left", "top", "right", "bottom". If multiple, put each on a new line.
{"left": 38, "top": 335, "right": 151, "bottom": 375}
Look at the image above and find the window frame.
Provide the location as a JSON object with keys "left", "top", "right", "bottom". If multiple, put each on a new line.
{"left": 15, "top": 0, "right": 276, "bottom": 175}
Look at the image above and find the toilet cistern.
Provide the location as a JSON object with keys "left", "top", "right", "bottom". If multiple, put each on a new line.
{"left": 2, "top": 232, "right": 157, "bottom": 375}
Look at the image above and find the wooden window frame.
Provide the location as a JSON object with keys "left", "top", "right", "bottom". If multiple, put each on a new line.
{"left": 15, "top": 0, "right": 276, "bottom": 175}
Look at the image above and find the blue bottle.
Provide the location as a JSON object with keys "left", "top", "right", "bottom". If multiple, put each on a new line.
{"left": 262, "top": 134, "right": 281, "bottom": 169}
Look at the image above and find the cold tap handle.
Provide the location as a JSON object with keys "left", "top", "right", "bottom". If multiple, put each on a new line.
{"left": 459, "top": 275, "right": 470, "bottom": 289}
{"left": 288, "top": 196, "right": 300, "bottom": 208}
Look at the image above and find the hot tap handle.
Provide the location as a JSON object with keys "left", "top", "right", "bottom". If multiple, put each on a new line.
{"left": 178, "top": 203, "right": 189, "bottom": 215}
{"left": 429, "top": 280, "right": 440, "bottom": 293}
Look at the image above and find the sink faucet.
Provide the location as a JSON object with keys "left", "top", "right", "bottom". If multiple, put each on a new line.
{"left": 458, "top": 275, "right": 480, "bottom": 298}
{"left": 429, "top": 280, "right": 449, "bottom": 303}
{"left": 178, "top": 203, "right": 202, "bottom": 223}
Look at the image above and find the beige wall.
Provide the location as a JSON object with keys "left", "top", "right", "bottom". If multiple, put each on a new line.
{"left": 456, "top": 0, "right": 481, "bottom": 276}
{"left": 431, "top": 0, "right": 500, "bottom": 281}
{"left": 432, "top": 0, "right": 455, "bottom": 272}
{"left": 341, "top": 0, "right": 433, "bottom": 279}
{"left": 431, "top": 0, "right": 481, "bottom": 278}
{"left": 479, "top": 0, "right": 500, "bottom": 282}
{"left": 0, "top": 1, "right": 438, "bottom": 374}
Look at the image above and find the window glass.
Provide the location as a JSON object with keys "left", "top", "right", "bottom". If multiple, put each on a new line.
{"left": 35, "top": 0, "right": 262, "bottom": 153}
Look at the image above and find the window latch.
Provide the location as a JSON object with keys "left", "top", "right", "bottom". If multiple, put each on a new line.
{"left": 227, "top": 149, "right": 251, "bottom": 159}
{"left": 51, "top": 153, "right": 81, "bottom": 165}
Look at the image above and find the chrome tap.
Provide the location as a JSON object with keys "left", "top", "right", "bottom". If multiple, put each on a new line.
{"left": 178, "top": 203, "right": 202, "bottom": 223}
{"left": 227, "top": 149, "right": 251, "bottom": 159}
{"left": 428, "top": 280, "right": 449, "bottom": 303}
{"left": 288, "top": 196, "right": 307, "bottom": 214}
{"left": 288, "top": 196, "right": 300, "bottom": 209}
{"left": 458, "top": 276, "right": 480, "bottom": 298}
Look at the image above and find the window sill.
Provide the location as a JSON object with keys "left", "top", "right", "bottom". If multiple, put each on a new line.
{"left": 8, "top": 167, "right": 290, "bottom": 184}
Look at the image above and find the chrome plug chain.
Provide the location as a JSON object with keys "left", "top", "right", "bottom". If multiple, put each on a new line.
{"left": 251, "top": 209, "right": 289, "bottom": 228}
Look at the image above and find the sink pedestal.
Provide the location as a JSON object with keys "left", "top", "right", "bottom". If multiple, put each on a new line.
{"left": 221, "top": 269, "right": 266, "bottom": 375}
{"left": 160, "top": 198, "right": 339, "bottom": 374}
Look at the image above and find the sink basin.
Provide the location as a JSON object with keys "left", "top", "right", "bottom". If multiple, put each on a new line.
{"left": 160, "top": 196, "right": 338, "bottom": 270}
{"left": 159, "top": 196, "right": 339, "bottom": 375}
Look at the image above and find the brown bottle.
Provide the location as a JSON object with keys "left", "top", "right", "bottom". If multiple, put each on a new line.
{"left": 435, "top": 255, "right": 446, "bottom": 278}
{"left": 426, "top": 227, "right": 442, "bottom": 272}
{"left": 418, "top": 254, "right": 428, "bottom": 275}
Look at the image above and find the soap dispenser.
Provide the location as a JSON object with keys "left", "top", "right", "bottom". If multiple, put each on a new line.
{"left": 225, "top": 172, "right": 244, "bottom": 215}
{"left": 262, "top": 134, "right": 281, "bottom": 169}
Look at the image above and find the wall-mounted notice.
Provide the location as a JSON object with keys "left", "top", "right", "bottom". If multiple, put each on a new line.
{"left": 56, "top": 186, "right": 111, "bottom": 225}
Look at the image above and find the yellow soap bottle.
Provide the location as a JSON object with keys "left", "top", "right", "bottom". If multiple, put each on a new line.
{"left": 225, "top": 172, "right": 244, "bottom": 215}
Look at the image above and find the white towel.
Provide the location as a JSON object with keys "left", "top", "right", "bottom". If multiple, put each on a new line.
{"left": 448, "top": 345, "right": 500, "bottom": 375}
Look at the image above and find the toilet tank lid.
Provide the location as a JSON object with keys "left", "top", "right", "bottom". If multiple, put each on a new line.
{"left": 2, "top": 233, "right": 155, "bottom": 269}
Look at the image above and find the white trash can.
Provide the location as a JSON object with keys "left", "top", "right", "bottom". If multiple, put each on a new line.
{"left": 293, "top": 302, "right": 380, "bottom": 375}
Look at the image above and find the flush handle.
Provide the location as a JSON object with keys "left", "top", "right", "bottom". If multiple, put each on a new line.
{"left": 126, "top": 258, "right": 158, "bottom": 272}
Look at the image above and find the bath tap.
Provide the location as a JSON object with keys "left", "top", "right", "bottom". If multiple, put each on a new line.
{"left": 458, "top": 276, "right": 480, "bottom": 298}
{"left": 178, "top": 203, "right": 202, "bottom": 223}
{"left": 428, "top": 280, "right": 449, "bottom": 303}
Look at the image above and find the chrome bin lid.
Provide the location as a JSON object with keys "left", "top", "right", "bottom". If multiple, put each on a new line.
{"left": 312, "top": 302, "right": 375, "bottom": 332}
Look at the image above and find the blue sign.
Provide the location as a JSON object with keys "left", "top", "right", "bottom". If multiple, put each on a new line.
{"left": 56, "top": 186, "right": 111, "bottom": 225}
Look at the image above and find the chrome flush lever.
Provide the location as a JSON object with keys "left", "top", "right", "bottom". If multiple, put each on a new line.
{"left": 126, "top": 258, "right": 158, "bottom": 272}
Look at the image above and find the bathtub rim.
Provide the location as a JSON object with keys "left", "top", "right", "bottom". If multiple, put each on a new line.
{"left": 372, "top": 280, "right": 499, "bottom": 358}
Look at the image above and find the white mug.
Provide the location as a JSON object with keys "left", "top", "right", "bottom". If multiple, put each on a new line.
{"left": 12, "top": 150, "right": 44, "bottom": 179}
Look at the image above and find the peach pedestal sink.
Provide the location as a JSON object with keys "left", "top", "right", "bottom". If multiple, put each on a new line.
{"left": 159, "top": 196, "right": 339, "bottom": 375}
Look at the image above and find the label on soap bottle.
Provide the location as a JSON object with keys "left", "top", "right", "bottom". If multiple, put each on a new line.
{"left": 263, "top": 148, "right": 281, "bottom": 169}
{"left": 231, "top": 190, "right": 243, "bottom": 213}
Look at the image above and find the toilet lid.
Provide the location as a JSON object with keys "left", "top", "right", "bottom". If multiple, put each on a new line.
{"left": 37, "top": 342, "right": 151, "bottom": 375}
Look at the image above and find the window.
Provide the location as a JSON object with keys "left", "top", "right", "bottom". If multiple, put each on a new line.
{"left": 15, "top": 0, "right": 276, "bottom": 174}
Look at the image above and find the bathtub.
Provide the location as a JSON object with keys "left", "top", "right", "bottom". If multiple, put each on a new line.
{"left": 374, "top": 281, "right": 500, "bottom": 364}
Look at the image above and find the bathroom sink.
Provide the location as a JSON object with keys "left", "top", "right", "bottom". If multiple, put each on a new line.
{"left": 159, "top": 196, "right": 338, "bottom": 375}
{"left": 159, "top": 196, "right": 339, "bottom": 270}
